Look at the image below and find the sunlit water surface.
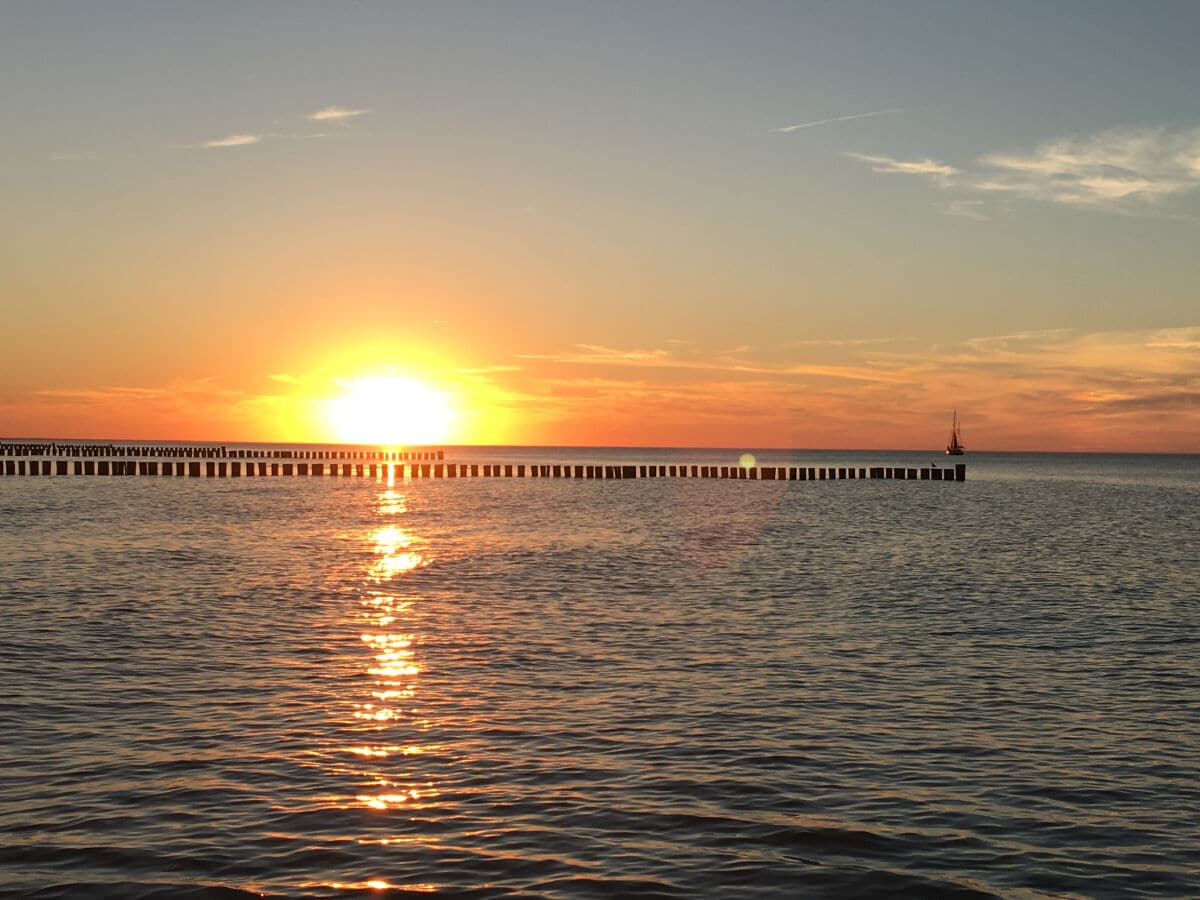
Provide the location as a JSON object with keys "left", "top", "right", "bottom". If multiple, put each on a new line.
{"left": 1, "top": 449, "right": 1198, "bottom": 898}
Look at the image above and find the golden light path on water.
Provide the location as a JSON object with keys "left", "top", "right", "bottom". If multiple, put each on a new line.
{"left": 352, "top": 475, "right": 436, "bottom": 814}
{"left": 302, "top": 467, "right": 444, "bottom": 893}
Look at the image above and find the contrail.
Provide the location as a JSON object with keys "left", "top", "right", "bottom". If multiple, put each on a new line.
{"left": 771, "top": 107, "right": 904, "bottom": 133}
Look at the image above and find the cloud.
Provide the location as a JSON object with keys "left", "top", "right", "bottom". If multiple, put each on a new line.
{"left": 845, "top": 124, "right": 1200, "bottom": 217}
{"left": 843, "top": 151, "right": 959, "bottom": 181}
{"left": 202, "top": 133, "right": 261, "bottom": 148}
{"left": 307, "top": 106, "right": 370, "bottom": 122}
{"left": 962, "top": 328, "right": 1075, "bottom": 353}
{"left": 184, "top": 107, "right": 368, "bottom": 151}
{"left": 516, "top": 343, "right": 910, "bottom": 384}
{"left": 50, "top": 151, "right": 98, "bottom": 161}
{"left": 451, "top": 365, "right": 523, "bottom": 375}
{"left": 978, "top": 126, "right": 1200, "bottom": 206}
{"left": 771, "top": 108, "right": 904, "bottom": 133}
{"left": 491, "top": 324, "right": 1197, "bottom": 449}
{"left": 780, "top": 337, "right": 907, "bottom": 349}
{"left": 517, "top": 345, "right": 674, "bottom": 366}
{"left": 942, "top": 199, "right": 988, "bottom": 221}
{"left": 1080, "top": 391, "right": 1199, "bottom": 413}
{"left": 1146, "top": 326, "right": 1200, "bottom": 350}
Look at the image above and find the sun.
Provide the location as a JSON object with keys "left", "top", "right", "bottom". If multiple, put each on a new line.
{"left": 328, "top": 375, "right": 454, "bottom": 445}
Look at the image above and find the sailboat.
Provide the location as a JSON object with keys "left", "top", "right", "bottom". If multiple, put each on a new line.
{"left": 945, "top": 410, "right": 965, "bottom": 455}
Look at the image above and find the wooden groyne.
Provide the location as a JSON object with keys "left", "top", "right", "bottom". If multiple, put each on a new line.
{"left": 1, "top": 447, "right": 966, "bottom": 482}
{"left": 1, "top": 442, "right": 444, "bottom": 461}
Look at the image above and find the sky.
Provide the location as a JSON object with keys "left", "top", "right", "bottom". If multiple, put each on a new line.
{"left": 2, "top": 1, "right": 1198, "bottom": 451}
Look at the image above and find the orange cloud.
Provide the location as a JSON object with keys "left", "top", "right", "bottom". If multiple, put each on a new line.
{"left": 2, "top": 326, "right": 1194, "bottom": 450}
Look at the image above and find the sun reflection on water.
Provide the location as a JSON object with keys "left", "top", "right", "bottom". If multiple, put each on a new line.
{"left": 368, "top": 525, "right": 428, "bottom": 582}
{"left": 334, "top": 486, "right": 439, "bottom": 822}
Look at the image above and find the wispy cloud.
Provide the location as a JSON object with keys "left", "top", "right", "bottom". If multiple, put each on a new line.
{"left": 50, "top": 151, "right": 98, "bottom": 161}
{"left": 844, "top": 151, "right": 959, "bottom": 181}
{"left": 780, "top": 336, "right": 909, "bottom": 349}
{"left": 1146, "top": 326, "right": 1200, "bottom": 350}
{"left": 849, "top": 124, "right": 1200, "bottom": 216}
{"left": 186, "top": 106, "right": 369, "bottom": 150}
{"left": 492, "top": 324, "right": 1198, "bottom": 449}
{"left": 517, "top": 345, "right": 674, "bottom": 367}
{"left": 307, "top": 106, "right": 370, "bottom": 122}
{"left": 771, "top": 108, "right": 904, "bottom": 133}
{"left": 451, "top": 364, "right": 523, "bottom": 375}
{"left": 978, "top": 126, "right": 1200, "bottom": 207}
{"left": 962, "top": 328, "right": 1074, "bottom": 353}
{"left": 516, "top": 343, "right": 909, "bottom": 384}
{"left": 942, "top": 199, "right": 988, "bottom": 221}
{"left": 202, "top": 133, "right": 261, "bottom": 149}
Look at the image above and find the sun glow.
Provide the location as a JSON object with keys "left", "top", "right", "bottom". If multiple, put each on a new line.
{"left": 329, "top": 375, "right": 454, "bottom": 445}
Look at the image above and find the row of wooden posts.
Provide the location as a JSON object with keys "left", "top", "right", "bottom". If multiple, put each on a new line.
{"left": 2, "top": 459, "right": 966, "bottom": 482}
{"left": 0, "top": 443, "right": 445, "bottom": 461}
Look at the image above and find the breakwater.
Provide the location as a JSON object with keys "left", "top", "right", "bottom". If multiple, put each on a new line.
{"left": 1, "top": 444, "right": 965, "bottom": 481}
{"left": 1, "top": 442, "right": 443, "bottom": 461}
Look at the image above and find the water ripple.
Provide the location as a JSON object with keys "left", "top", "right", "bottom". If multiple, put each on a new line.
{"left": 1, "top": 458, "right": 1198, "bottom": 897}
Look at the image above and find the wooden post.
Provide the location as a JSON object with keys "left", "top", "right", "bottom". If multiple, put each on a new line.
{"left": 955, "top": 463, "right": 966, "bottom": 482}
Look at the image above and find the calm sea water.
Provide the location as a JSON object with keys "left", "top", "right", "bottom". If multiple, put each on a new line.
{"left": 1, "top": 448, "right": 1197, "bottom": 899}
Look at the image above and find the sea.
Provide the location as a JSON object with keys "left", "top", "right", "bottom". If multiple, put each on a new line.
{"left": 1, "top": 447, "right": 1197, "bottom": 899}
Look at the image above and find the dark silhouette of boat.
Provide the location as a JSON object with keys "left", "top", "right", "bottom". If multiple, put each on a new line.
{"left": 946, "top": 410, "right": 965, "bottom": 455}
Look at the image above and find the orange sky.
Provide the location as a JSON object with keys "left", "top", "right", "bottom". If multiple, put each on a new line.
{"left": 5, "top": 326, "right": 1198, "bottom": 452}
{"left": 2, "top": 6, "right": 1198, "bottom": 452}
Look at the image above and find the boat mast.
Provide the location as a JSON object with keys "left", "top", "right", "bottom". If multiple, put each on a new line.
{"left": 947, "top": 409, "right": 964, "bottom": 453}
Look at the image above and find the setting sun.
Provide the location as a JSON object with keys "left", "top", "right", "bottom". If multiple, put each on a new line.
{"left": 328, "top": 375, "right": 454, "bottom": 445}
